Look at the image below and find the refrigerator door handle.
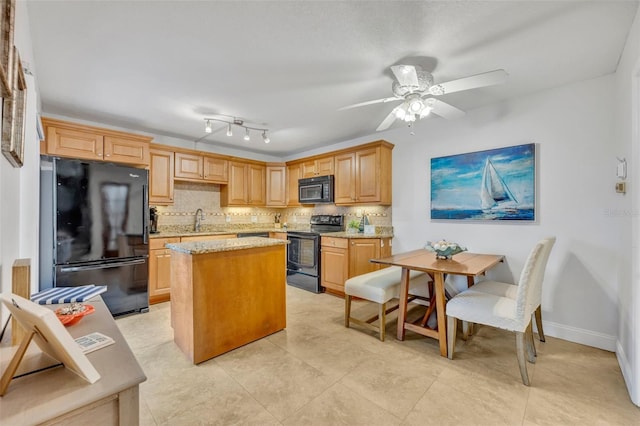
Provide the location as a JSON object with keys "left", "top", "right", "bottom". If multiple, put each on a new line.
{"left": 143, "top": 183, "right": 149, "bottom": 244}
{"left": 59, "top": 258, "right": 146, "bottom": 273}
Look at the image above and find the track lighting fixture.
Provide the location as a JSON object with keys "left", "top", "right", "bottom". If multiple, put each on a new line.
{"left": 202, "top": 117, "right": 271, "bottom": 143}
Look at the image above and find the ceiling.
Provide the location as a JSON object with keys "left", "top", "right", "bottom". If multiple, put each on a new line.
{"left": 26, "top": 1, "right": 638, "bottom": 157}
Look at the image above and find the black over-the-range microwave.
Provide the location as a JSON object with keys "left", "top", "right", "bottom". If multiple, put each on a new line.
{"left": 298, "top": 175, "right": 334, "bottom": 203}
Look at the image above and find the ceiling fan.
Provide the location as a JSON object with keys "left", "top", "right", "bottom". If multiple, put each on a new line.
{"left": 339, "top": 65, "right": 508, "bottom": 131}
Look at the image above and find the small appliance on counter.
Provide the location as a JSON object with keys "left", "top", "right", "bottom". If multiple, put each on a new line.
{"left": 150, "top": 207, "right": 158, "bottom": 234}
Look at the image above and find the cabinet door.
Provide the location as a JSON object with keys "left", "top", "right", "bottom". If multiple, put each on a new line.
{"left": 334, "top": 152, "right": 356, "bottom": 204}
{"left": 301, "top": 160, "right": 318, "bottom": 178}
{"left": 321, "top": 245, "right": 349, "bottom": 294}
{"left": 46, "top": 126, "right": 104, "bottom": 160}
{"left": 104, "top": 136, "right": 150, "bottom": 165}
{"left": 175, "top": 152, "right": 203, "bottom": 180}
{"left": 149, "top": 148, "right": 174, "bottom": 205}
{"left": 222, "top": 161, "right": 248, "bottom": 205}
{"left": 316, "top": 156, "right": 334, "bottom": 176}
{"left": 356, "top": 147, "right": 381, "bottom": 203}
{"left": 149, "top": 248, "right": 173, "bottom": 304}
{"left": 266, "top": 165, "right": 286, "bottom": 207}
{"left": 248, "top": 163, "right": 266, "bottom": 205}
{"left": 379, "top": 238, "right": 392, "bottom": 269}
{"left": 349, "top": 238, "right": 380, "bottom": 277}
{"left": 286, "top": 164, "right": 302, "bottom": 206}
{"left": 203, "top": 156, "right": 228, "bottom": 183}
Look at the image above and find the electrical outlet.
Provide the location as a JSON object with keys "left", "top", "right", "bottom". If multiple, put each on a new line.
{"left": 356, "top": 209, "right": 362, "bottom": 217}
{"left": 251, "top": 215, "right": 257, "bottom": 223}
{"left": 225, "top": 215, "right": 231, "bottom": 223}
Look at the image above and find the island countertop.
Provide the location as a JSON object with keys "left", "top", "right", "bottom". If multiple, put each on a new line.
{"left": 166, "top": 236, "right": 288, "bottom": 255}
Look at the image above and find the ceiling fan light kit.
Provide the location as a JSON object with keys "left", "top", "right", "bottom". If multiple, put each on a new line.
{"left": 341, "top": 64, "right": 508, "bottom": 132}
{"left": 202, "top": 117, "right": 271, "bottom": 143}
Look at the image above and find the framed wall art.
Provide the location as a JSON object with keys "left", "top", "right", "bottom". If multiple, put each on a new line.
{"left": 430, "top": 143, "right": 536, "bottom": 221}
{"left": 1, "top": 45, "right": 26, "bottom": 167}
{"left": 0, "top": 0, "right": 15, "bottom": 97}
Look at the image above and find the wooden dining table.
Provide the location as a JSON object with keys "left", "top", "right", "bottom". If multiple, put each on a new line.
{"left": 371, "top": 249, "right": 504, "bottom": 357}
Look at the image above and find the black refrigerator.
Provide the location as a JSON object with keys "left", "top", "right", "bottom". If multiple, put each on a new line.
{"left": 40, "top": 157, "right": 149, "bottom": 316}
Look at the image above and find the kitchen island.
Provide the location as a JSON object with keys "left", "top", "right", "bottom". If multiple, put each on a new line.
{"left": 166, "top": 237, "right": 288, "bottom": 364}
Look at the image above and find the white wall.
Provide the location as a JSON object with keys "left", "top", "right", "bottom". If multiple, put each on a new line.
{"left": 614, "top": 6, "right": 640, "bottom": 407}
{"left": 0, "top": 0, "right": 41, "bottom": 325}
{"left": 385, "top": 75, "right": 621, "bottom": 351}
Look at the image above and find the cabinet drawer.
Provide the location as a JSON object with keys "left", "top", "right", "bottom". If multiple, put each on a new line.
{"left": 150, "top": 237, "right": 180, "bottom": 250}
{"left": 321, "top": 236, "right": 348, "bottom": 249}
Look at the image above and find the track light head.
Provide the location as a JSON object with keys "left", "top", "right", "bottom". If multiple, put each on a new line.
{"left": 226, "top": 123, "right": 232, "bottom": 137}
{"left": 204, "top": 120, "right": 212, "bottom": 133}
{"left": 243, "top": 128, "right": 250, "bottom": 141}
{"left": 262, "top": 131, "right": 270, "bottom": 144}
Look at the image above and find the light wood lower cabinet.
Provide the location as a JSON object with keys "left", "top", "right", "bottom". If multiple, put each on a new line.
{"left": 149, "top": 237, "right": 180, "bottom": 304}
{"left": 320, "top": 236, "right": 392, "bottom": 296}
{"left": 149, "top": 234, "right": 238, "bottom": 304}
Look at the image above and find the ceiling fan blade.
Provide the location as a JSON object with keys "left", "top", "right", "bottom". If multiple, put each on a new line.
{"left": 432, "top": 69, "right": 508, "bottom": 95}
{"left": 338, "top": 96, "right": 402, "bottom": 111}
{"left": 390, "top": 65, "right": 420, "bottom": 88}
{"left": 429, "top": 99, "right": 466, "bottom": 120}
{"left": 376, "top": 104, "right": 405, "bottom": 131}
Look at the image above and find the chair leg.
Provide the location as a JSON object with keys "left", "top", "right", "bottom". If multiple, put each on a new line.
{"left": 447, "top": 316, "right": 457, "bottom": 359}
{"left": 534, "top": 306, "right": 545, "bottom": 342}
{"left": 379, "top": 302, "right": 386, "bottom": 342}
{"left": 462, "top": 321, "right": 470, "bottom": 340}
{"left": 345, "top": 295, "right": 351, "bottom": 328}
{"left": 515, "top": 331, "right": 531, "bottom": 386}
{"left": 525, "top": 323, "right": 537, "bottom": 362}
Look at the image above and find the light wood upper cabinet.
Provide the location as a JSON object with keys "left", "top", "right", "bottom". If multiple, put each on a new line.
{"left": 301, "top": 156, "right": 334, "bottom": 178}
{"left": 174, "top": 151, "right": 228, "bottom": 183}
{"left": 175, "top": 152, "right": 203, "bottom": 180}
{"left": 203, "top": 155, "right": 228, "bottom": 182}
{"left": 221, "top": 161, "right": 266, "bottom": 206}
{"left": 149, "top": 148, "right": 174, "bottom": 205}
{"left": 266, "top": 163, "right": 287, "bottom": 207}
{"left": 334, "top": 152, "right": 356, "bottom": 204}
{"left": 286, "top": 163, "right": 302, "bottom": 206}
{"left": 42, "top": 118, "right": 151, "bottom": 166}
{"left": 334, "top": 142, "right": 393, "bottom": 205}
{"left": 248, "top": 163, "right": 266, "bottom": 205}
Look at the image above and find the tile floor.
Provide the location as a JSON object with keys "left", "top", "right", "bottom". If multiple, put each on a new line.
{"left": 116, "top": 286, "right": 640, "bottom": 425}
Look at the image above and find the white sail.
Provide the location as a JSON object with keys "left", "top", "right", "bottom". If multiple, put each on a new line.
{"left": 480, "top": 158, "right": 518, "bottom": 211}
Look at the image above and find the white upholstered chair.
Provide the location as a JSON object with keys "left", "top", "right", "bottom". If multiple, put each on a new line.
{"left": 345, "top": 266, "right": 432, "bottom": 341}
{"left": 445, "top": 237, "right": 555, "bottom": 385}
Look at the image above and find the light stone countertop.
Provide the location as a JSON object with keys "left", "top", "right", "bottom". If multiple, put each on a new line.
{"left": 166, "top": 236, "right": 289, "bottom": 255}
{"left": 151, "top": 228, "right": 393, "bottom": 240}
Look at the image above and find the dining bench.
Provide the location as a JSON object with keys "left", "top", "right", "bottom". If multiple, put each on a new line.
{"left": 345, "top": 266, "right": 432, "bottom": 341}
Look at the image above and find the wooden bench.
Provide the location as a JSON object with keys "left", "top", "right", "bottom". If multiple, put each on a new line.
{"left": 345, "top": 266, "right": 432, "bottom": 341}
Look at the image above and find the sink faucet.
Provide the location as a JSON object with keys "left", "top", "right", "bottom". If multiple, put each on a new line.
{"left": 194, "top": 208, "right": 204, "bottom": 232}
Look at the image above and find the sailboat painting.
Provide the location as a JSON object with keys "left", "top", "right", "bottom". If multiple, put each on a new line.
{"left": 431, "top": 143, "right": 535, "bottom": 221}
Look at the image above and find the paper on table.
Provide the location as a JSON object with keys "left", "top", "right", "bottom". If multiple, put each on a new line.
{"left": 74, "top": 332, "right": 115, "bottom": 354}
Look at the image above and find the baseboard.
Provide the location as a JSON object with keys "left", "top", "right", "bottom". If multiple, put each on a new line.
{"left": 616, "top": 341, "right": 639, "bottom": 406}
{"left": 536, "top": 320, "right": 616, "bottom": 352}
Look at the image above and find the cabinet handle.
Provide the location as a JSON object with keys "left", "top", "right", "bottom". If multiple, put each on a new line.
{"left": 381, "top": 240, "right": 385, "bottom": 247}
{"left": 97, "top": 152, "right": 102, "bottom": 157}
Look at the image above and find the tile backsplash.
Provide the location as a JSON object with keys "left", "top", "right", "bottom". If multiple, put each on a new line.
{"left": 153, "top": 181, "right": 392, "bottom": 229}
